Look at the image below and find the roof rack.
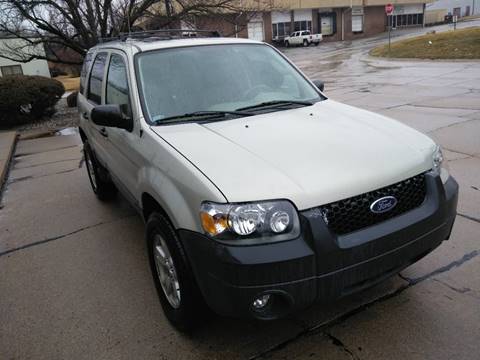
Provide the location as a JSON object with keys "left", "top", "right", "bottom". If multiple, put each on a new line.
{"left": 99, "top": 29, "right": 221, "bottom": 43}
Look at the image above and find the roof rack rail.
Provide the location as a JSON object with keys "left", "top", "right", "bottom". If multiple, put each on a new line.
{"left": 99, "top": 29, "right": 221, "bottom": 43}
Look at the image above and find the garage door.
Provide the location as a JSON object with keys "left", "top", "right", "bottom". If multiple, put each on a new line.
{"left": 248, "top": 22, "right": 264, "bottom": 41}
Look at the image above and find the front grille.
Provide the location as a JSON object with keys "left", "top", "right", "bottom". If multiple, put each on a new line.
{"left": 319, "top": 173, "right": 427, "bottom": 235}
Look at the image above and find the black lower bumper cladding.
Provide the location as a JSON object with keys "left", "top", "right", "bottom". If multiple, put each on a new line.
{"left": 180, "top": 173, "right": 458, "bottom": 319}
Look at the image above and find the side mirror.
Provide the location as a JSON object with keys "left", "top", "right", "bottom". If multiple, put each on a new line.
{"left": 313, "top": 80, "right": 325, "bottom": 92}
{"left": 91, "top": 104, "right": 133, "bottom": 131}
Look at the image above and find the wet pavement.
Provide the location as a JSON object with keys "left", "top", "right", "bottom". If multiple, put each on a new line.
{"left": 1, "top": 22, "right": 480, "bottom": 359}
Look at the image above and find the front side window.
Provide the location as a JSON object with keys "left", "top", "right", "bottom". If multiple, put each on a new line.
{"left": 88, "top": 52, "right": 107, "bottom": 104}
{"left": 136, "top": 44, "right": 322, "bottom": 123}
{"left": 1, "top": 65, "right": 23, "bottom": 76}
{"left": 106, "top": 54, "right": 131, "bottom": 116}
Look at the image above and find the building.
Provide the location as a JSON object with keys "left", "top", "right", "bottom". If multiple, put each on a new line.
{"left": 167, "top": 1, "right": 432, "bottom": 44}
{"left": 0, "top": 34, "right": 50, "bottom": 78}
{"left": 426, "top": 0, "right": 478, "bottom": 22}
{"left": 258, "top": 1, "right": 432, "bottom": 43}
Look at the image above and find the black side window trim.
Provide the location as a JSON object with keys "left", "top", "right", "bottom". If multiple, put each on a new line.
{"left": 105, "top": 53, "right": 132, "bottom": 117}
{"left": 87, "top": 52, "right": 108, "bottom": 105}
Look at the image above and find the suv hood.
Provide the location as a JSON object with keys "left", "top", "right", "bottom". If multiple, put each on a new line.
{"left": 152, "top": 99, "right": 436, "bottom": 210}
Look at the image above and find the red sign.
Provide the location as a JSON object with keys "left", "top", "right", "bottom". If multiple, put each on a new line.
{"left": 385, "top": 3, "right": 394, "bottom": 15}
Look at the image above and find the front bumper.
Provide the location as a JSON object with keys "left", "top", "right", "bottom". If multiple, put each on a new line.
{"left": 180, "top": 173, "right": 458, "bottom": 319}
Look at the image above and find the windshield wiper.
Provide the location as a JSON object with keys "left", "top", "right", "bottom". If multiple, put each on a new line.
{"left": 154, "top": 110, "right": 253, "bottom": 125}
{"left": 236, "top": 100, "right": 313, "bottom": 112}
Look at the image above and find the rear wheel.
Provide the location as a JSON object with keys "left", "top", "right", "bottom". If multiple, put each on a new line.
{"left": 285, "top": 40, "right": 290, "bottom": 47}
{"left": 83, "top": 140, "right": 116, "bottom": 201}
{"left": 303, "top": 39, "right": 309, "bottom": 47}
{"left": 314, "top": 41, "right": 320, "bottom": 46}
{"left": 146, "top": 212, "right": 208, "bottom": 332}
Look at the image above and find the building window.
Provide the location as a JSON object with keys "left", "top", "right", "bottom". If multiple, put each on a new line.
{"left": 272, "top": 22, "right": 291, "bottom": 39}
{"left": 294, "top": 20, "right": 312, "bottom": 32}
{"left": 388, "top": 13, "right": 423, "bottom": 28}
{"left": 352, "top": 15, "right": 363, "bottom": 33}
{"left": 1, "top": 65, "right": 23, "bottom": 77}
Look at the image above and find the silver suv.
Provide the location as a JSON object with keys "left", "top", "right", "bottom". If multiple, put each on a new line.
{"left": 78, "top": 30, "right": 458, "bottom": 331}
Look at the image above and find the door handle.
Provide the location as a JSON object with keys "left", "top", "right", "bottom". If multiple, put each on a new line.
{"left": 99, "top": 127, "right": 108, "bottom": 138}
{"left": 82, "top": 112, "right": 89, "bottom": 120}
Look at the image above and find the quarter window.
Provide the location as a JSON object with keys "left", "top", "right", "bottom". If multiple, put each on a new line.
{"left": 88, "top": 52, "right": 107, "bottom": 104}
{"left": 80, "top": 53, "right": 93, "bottom": 94}
{"left": 106, "top": 54, "right": 131, "bottom": 116}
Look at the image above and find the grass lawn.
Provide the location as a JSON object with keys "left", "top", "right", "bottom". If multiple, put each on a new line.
{"left": 56, "top": 75, "right": 80, "bottom": 92}
{"left": 370, "top": 27, "right": 480, "bottom": 59}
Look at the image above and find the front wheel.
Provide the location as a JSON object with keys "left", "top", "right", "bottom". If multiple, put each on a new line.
{"left": 285, "top": 40, "right": 290, "bottom": 47}
{"left": 83, "top": 140, "right": 116, "bottom": 201}
{"left": 146, "top": 212, "right": 208, "bottom": 332}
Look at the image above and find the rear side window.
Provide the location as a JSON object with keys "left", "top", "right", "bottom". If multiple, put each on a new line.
{"left": 88, "top": 52, "right": 107, "bottom": 104}
{"left": 106, "top": 54, "right": 131, "bottom": 115}
{"left": 79, "top": 53, "right": 93, "bottom": 94}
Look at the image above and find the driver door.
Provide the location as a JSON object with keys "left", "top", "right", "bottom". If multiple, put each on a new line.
{"left": 101, "top": 50, "right": 142, "bottom": 206}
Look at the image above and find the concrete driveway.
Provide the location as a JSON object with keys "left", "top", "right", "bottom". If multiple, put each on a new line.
{"left": 1, "top": 23, "right": 479, "bottom": 359}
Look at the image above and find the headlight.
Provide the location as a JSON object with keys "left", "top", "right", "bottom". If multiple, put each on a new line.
{"left": 200, "top": 200, "right": 300, "bottom": 243}
{"left": 432, "top": 145, "right": 449, "bottom": 184}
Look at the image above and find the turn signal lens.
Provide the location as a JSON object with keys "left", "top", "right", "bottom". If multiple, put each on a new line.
{"left": 200, "top": 208, "right": 228, "bottom": 236}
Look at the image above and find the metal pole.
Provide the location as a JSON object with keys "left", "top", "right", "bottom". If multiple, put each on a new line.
{"left": 388, "top": 15, "right": 391, "bottom": 57}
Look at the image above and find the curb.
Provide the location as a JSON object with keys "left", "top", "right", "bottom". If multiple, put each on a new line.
{"left": 0, "top": 131, "right": 18, "bottom": 194}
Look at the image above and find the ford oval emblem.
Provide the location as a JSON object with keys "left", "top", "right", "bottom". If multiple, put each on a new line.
{"left": 370, "top": 196, "right": 397, "bottom": 214}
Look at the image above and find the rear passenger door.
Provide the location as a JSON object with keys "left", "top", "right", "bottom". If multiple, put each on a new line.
{"left": 81, "top": 52, "right": 110, "bottom": 165}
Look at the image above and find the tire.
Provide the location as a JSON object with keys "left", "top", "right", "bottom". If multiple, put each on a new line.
{"left": 83, "top": 140, "right": 117, "bottom": 201}
{"left": 314, "top": 41, "right": 319, "bottom": 46}
{"left": 146, "top": 212, "right": 207, "bottom": 332}
{"left": 303, "top": 39, "right": 309, "bottom": 47}
{"left": 285, "top": 40, "right": 290, "bottom": 47}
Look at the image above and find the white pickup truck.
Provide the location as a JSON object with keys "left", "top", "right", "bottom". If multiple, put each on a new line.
{"left": 284, "top": 30, "right": 322, "bottom": 47}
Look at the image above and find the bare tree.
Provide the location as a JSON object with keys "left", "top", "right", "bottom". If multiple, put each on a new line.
{"left": 0, "top": 0, "right": 271, "bottom": 65}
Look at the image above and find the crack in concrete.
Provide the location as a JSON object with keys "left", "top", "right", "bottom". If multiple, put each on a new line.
{"left": 426, "top": 118, "right": 480, "bottom": 134}
{"left": 251, "top": 249, "right": 480, "bottom": 359}
{"left": 8, "top": 168, "right": 79, "bottom": 184}
{"left": 15, "top": 144, "right": 81, "bottom": 157}
{"left": 433, "top": 278, "right": 472, "bottom": 294}
{"left": 0, "top": 214, "right": 136, "bottom": 258}
{"left": 399, "top": 250, "right": 479, "bottom": 285}
{"left": 13, "top": 157, "right": 83, "bottom": 170}
{"left": 325, "top": 332, "right": 361, "bottom": 360}
{"left": 458, "top": 213, "right": 480, "bottom": 224}
{"left": 249, "top": 282, "right": 411, "bottom": 360}
{"left": 442, "top": 147, "right": 479, "bottom": 160}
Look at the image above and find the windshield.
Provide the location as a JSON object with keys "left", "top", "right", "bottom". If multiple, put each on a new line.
{"left": 135, "top": 44, "right": 323, "bottom": 124}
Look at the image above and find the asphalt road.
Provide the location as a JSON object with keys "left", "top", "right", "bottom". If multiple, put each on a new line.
{"left": 1, "top": 23, "right": 480, "bottom": 359}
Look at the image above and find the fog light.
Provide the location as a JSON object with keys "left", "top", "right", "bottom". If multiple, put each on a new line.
{"left": 252, "top": 294, "right": 271, "bottom": 309}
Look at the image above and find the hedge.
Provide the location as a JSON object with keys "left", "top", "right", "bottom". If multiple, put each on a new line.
{"left": 0, "top": 75, "right": 65, "bottom": 128}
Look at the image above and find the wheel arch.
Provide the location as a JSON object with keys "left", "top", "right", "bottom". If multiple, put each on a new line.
{"left": 79, "top": 127, "right": 87, "bottom": 143}
{"left": 142, "top": 192, "right": 172, "bottom": 225}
